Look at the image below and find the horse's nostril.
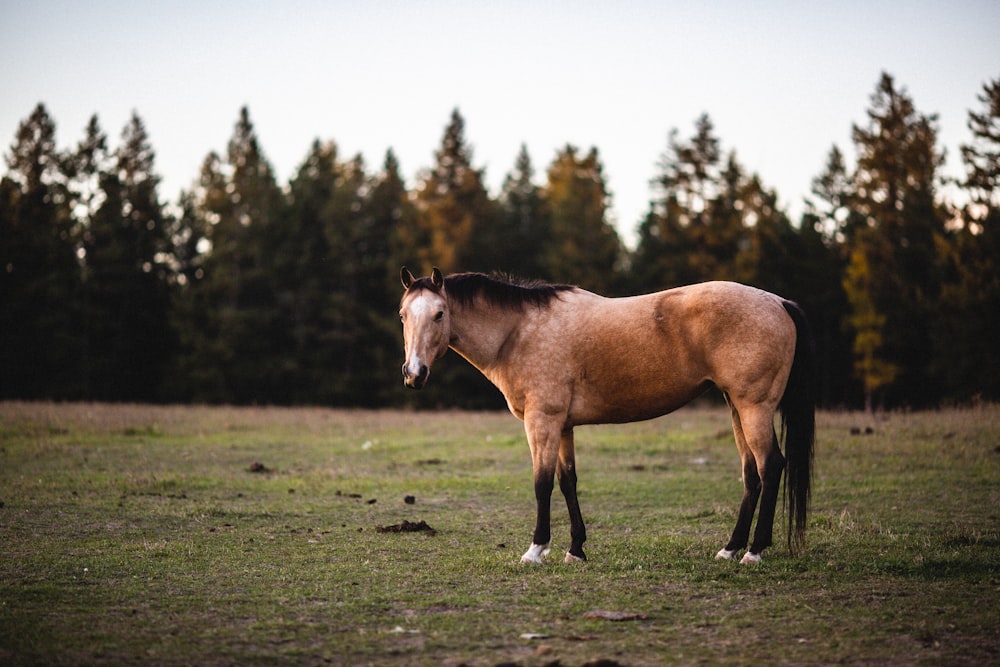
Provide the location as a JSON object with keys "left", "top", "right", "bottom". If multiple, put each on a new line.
{"left": 402, "top": 362, "right": 429, "bottom": 389}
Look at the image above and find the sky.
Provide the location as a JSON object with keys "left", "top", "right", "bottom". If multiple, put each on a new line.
{"left": 2, "top": 1, "right": 998, "bottom": 248}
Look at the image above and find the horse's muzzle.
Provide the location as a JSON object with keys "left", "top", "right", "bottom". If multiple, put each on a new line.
{"left": 402, "top": 363, "right": 429, "bottom": 390}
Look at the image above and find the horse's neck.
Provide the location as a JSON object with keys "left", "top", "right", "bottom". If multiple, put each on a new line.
{"left": 448, "top": 302, "right": 519, "bottom": 372}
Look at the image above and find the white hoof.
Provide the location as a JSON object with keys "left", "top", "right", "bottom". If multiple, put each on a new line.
{"left": 715, "top": 548, "right": 738, "bottom": 561}
{"left": 564, "top": 552, "right": 585, "bottom": 563}
{"left": 740, "top": 551, "right": 762, "bottom": 565}
{"left": 520, "top": 542, "right": 551, "bottom": 564}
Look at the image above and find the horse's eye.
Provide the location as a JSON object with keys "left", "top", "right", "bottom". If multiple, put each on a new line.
{"left": 434, "top": 311, "right": 444, "bottom": 322}
{"left": 399, "top": 312, "right": 405, "bottom": 322}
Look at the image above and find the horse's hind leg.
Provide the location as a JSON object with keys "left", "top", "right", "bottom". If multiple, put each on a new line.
{"left": 558, "top": 428, "right": 587, "bottom": 562}
{"left": 737, "top": 405, "right": 785, "bottom": 564}
{"left": 716, "top": 403, "right": 761, "bottom": 561}
{"left": 746, "top": 425, "right": 784, "bottom": 562}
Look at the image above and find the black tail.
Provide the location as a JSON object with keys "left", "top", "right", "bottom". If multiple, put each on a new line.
{"left": 780, "top": 301, "right": 815, "bottom": 554}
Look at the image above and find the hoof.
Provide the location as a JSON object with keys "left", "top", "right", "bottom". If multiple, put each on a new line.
{"left": 564, "top": 551, "right": 586, "bottom": 563}
{"left": 740, "top": 551, "right": 762, "bottom": 565}
{"left": 520, "top": 542, "right": 551, "bottom": 564}
{"left": 715, "top": 548, "right": 738, "bottom": 561}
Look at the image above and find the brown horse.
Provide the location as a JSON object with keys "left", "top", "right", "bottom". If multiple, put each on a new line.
{"left": 399, "top": 267, "right": 814, "bottom": 565}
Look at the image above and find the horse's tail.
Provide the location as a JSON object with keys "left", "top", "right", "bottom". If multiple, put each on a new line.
{"left": 779, "top": 300, "right": 816, "bottom": 554}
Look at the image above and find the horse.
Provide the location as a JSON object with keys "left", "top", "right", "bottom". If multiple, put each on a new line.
{"left": 398, "top": 267, "right": 815, "bottom": 565}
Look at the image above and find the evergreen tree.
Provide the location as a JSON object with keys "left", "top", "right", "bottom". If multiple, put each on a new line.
{"left": 278, "top": 139, "right": 340, "bottom": 403}
{"left": 933, "top": 75, "right": 1000, "bottom": 401}
{"left": 160, "top": 188, "right": 209, "bottom": 400}
{"left": 166, "top": 189, "right": 209, "bottom": 288}
{"left": 413, "top": 109, "right": 496, "bottom": 272}
{"left": 543, "top": 144, "right": 622, "bottom": 293}
{"left": 320, "top": 152, "right": 374, "bottom": 404}
{"left": 632, "top": 115, "right": 724, "bottom": 289}
{"left": 77, "top": 113, "right": 174, "bottom": 401}
{"left": 699, "top": 151, "right": 752, "bottom": 283}
{"left": 496, "top": 144, "right": 551, "bottom": 279}
{"left": 961, "top": 76, "right": 1000, "bottom": 212}
{"left": 169, "top": 155, "right": 230, "bottom": 401}
{"left": 663, "top": 114, "right": 722, "bottom": 225}
{"left": 63, "top": 115, "right": 110, "bottom": 398}
{"left": 0, "top": 104, "right": 81, "bottom": 398}
{"left": 178, "top": 107, "right": 284, "bottom": 403}
{"left": 793, "top": 209, "right": 852, "bottom": 406}
{"left": 803, "top": 144, "right": 875, "bottom": 407}
{"left": 369, "top": 149, "right": 421, "bottom": 406}
{"left": 807, "top": 144, "right": 864, "bottom": 244}
{"left": 379, "top": 149, "right": 420, "bottom": 293}
{"left": 849, "top": 72, "right": 947, "bottom": 405}
{"left": 488, "top": 144, "right": 558, "bottom": 280}
{"left": 728, "top": 170, "right": 796, "bottom": 294}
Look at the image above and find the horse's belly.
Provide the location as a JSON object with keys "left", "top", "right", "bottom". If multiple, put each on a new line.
{"left": 568, "top": 375, "right": 711, "bottom": 425}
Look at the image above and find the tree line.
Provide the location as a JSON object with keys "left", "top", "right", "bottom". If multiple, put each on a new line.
{"left": 2, "top": 71, "right": 998, "bottom": 409}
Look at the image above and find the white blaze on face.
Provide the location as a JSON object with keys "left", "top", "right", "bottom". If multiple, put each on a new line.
{"left": 403, "top": 293, "right": 429, "bottom": 376}
{"left": 401, "top": 290, "right": 447, "bottom": 387}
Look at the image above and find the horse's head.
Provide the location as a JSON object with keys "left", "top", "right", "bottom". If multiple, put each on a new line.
{"left": 399, "top": 266, "right": 450, "bottom": 390}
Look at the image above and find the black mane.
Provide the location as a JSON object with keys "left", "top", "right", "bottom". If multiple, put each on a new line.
{"left": 409, "top": 272, "right": 575, "bottom": 311}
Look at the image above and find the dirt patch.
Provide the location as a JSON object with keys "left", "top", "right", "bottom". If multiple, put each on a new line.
{"left": 416, "top": 458, "right": 444, "bottom": 466}
{"left": 376, "top": 520, "right": 437, "bottom": 536}
{"left": 583, "top": 610, "right": 649, "bottom": 622}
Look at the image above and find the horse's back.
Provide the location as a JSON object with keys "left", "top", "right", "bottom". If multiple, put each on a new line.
{"left": 574, "top": 281, "right": 790, "bottom": 349}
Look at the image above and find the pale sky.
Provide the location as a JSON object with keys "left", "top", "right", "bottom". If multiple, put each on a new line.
{"left": 2, "top": 1, "right": 998, "bottom": 248}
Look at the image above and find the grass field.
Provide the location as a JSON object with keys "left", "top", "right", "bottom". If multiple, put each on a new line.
{"left": 1, "top": 402, "right": 998, "bottom": 666}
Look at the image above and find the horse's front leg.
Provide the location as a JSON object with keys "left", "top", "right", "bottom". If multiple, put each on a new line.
{"left": 520, "top": 411, "right": 563, "bottom": 564}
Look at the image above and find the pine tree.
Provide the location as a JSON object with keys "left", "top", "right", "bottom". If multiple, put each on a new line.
{"left": 368, "top": 149, "right": 421, "bottom": 406}
{"left": 278, "top": 139, "right": 341, "bottom": 403}
{"left": 413, "top": 109, "right": 496, "bottom": 272}
{"left": 77, "top": 112, "right": 174, "bottom": 401}
{"left": 807, "top": 144, "right": 864, "bottom": 244}
{"left": 496, "top": 144, "right": 551, "bottom": 279}
{"left": 961, "top": 76, "right": 1000, "bottom": 213}
{"left": 728, "top": 170, "right": 795, "bottom": 293}
{"left": 179, "top": 107, "right": 284, "bottom": 403}
{"left": 63, "top": 115, "right": 110, "bottom": 397}
{"left": 0, "top": 104, "right": 81, "bottom": 398}
{"left": 933, "top": 76, "right": 1000, "bottom": 401}
{"left": 379, "top": 149, "right": 420, "bottom": 293}
{"left": 664, "top": 114, "right": 722, "bottom": 226}
{"left": 700, "top": 151, "right": 751, "bottom": 282}
{"left": 849, "top": 72, "right": 948, "bottom": 405}
{"left": 321, "top": 152, "right": 374, "bottom": 403}
{"left": 632, "top": 115, "right": 724, "bottom": 290}
{"left": 543, "top": 144, "right": 622, "bottom": 293}
{"left": 160, "top": 188, "right": 209, "bottom": 400}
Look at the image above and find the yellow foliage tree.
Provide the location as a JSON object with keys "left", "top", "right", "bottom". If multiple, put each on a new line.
{"left": 843, "top": 246, "right": 898, "bottom": 413}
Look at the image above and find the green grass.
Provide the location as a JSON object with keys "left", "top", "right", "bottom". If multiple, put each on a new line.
{"left": 1, "top": 402, "right": 998, "bottom": 666}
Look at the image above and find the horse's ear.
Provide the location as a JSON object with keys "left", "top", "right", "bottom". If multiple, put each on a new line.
{"left": 431, "top": 267, "right": 444, "bottom": 290}
{"left": 401, "top": 266, "right": 415, "bottom": 289}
